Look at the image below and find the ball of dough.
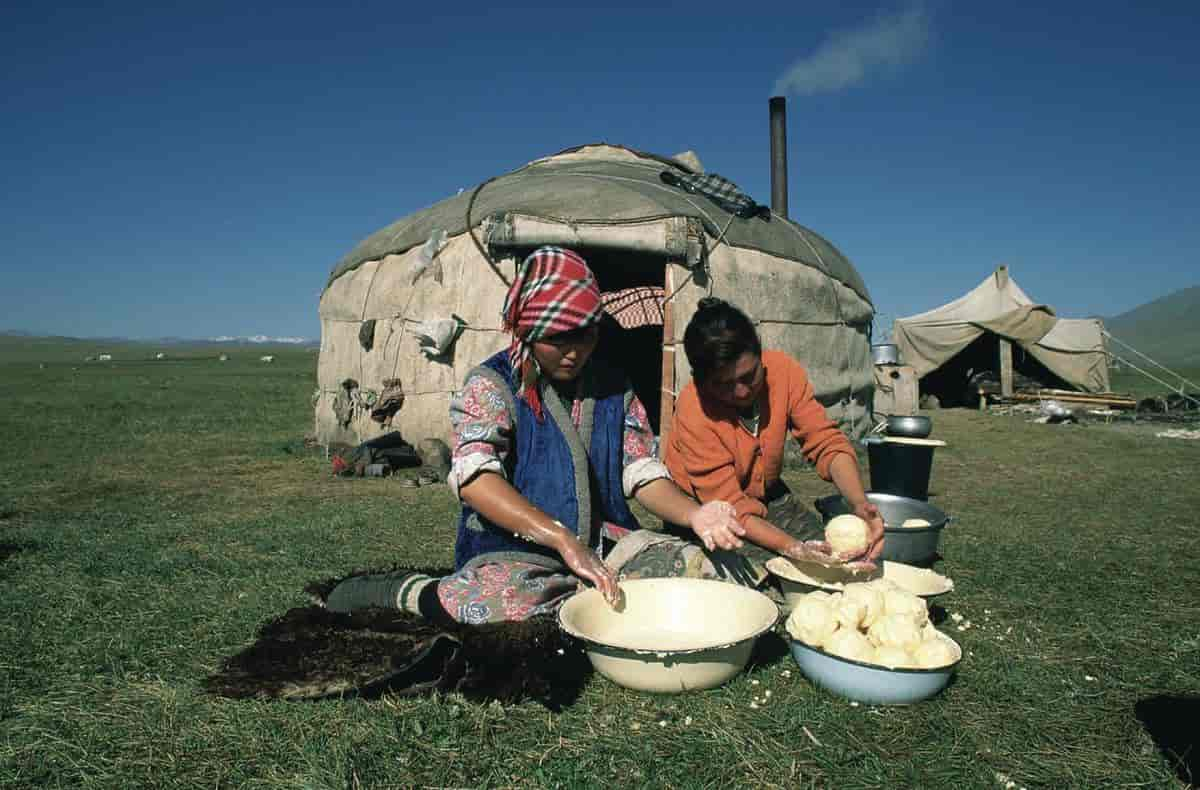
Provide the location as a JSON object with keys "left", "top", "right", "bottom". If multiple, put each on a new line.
{"left": 867, "top": 577, "right": 901, "bottom": 593}
{"left": 832, "top": 595, "right": 868, "bottom": 631}
{"left": 785, "top": 593, "right": 839, "bottom": 647}
{"left": 841, "top": 582, "right": 886, "bottom": 629}
{"left": 823, "top": 627, "right": 875, "bottom": 663}
{"left": 883, "top": 588, "right": 930, "bottom": 627}
{"left": 867, "top": 613, "right": 924, "bottom": 651}
{"left": 914, "top": 636, "right": 958, "bottom": 668}
{"left": 825, "top": 514, "right": 871, "bottom": 556}
{"left": 872, "top": 645, "right": 916, "bottom": 669}
{"left": 901, "top": 518, "right": 931, "bottom": 528}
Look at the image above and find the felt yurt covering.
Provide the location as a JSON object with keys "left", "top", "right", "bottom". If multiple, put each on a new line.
{"left": 317, "top": 144, "right": 876, "bottom": 448}
{"left": 893, "top": 265, "right": 1110, "bottom": 395}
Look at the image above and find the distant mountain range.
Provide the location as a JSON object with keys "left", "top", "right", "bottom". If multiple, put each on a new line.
{"left": 1104, "top": 285, "right": 1200, "bottom": 368}
{"left": 207, "top": 335, "right": 314, "bottom": 345}
{"left": 0, "top": 330, "right": 318, "bottom": 347}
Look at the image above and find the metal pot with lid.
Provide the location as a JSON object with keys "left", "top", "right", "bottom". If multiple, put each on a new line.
{"left": 871, "top": 343, "right": 901, "bottom": 366}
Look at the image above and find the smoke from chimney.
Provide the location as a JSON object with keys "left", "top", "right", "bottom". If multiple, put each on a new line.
{"left": 772, "top": 4, "right": 931, "bottom": 97}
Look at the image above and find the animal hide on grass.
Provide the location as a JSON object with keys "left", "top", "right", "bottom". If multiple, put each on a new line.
{"left": 203, "top": 571, "right": 592, "bottom": 710}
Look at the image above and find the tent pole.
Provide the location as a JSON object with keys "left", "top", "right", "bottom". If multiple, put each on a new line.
{"left": 659, "top": 263, "right": 678, "bottom": 452}
{"left": 999, "top": 337, "right": 1014, "bottom": 397}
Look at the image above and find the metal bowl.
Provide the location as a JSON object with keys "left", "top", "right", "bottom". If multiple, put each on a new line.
{"left": 815, "top": 492, "right": 951, "bottom": 565}
{"left": 766, "top": 557, "right": 953, "bottom": 613}
{"left": 789, "top": 632, "right": 961, "bottom": 705}
{"left": 885, "top": 414, "right": 932, "bottom": 438}
{"left": 558, "top": 578, "right": 779, "bottom": 693}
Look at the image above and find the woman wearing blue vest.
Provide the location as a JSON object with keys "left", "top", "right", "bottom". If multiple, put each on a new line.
{"left": 325, "top": 247, "right": 757, "bottom": 625}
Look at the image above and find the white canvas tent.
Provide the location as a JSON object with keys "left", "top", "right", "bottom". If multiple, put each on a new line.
{"left": 316, "top": 144, "right": 877, "bottom": 448}
{"left": 892, "top": 266, "right": 1110, "bottom": 398}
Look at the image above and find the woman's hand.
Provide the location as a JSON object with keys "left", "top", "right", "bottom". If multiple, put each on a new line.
{"left": 851, "top": 501, "right": 886, "bottom": 563}
{"left": 827, "top": 455, "right": 884, "bottom": 566}
{"left": 782, "top": 538, "right": 877, "bottom": 574}
{"left": 688, "top": 501, "right": 746, "bottom": 551}
{"left": 557, "top": 533, "right": 620, "bottom": 606}
{"left": 780, "top": 538, "right": 839, "bottom": 566}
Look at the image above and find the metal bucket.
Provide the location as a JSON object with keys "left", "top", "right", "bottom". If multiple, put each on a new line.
{"left": 871, "top": 343, "right": 901, "bottom": 366}
{"left": 866, "top": 437, "right": 944, "bottom": 500}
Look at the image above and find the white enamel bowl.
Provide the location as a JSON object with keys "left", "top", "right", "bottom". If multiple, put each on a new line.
{"left": 558, "top": 578, "right": 779, "bottom": 693}
{"left": 789, "top": 632, "right": 962, "bottom": 705}
{"left": 766, "top": 557, "right": 954, "bottom": 614}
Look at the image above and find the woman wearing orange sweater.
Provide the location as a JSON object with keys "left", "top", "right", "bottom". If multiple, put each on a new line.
{"left": 664, "top": 297, "right": 884, "bottom": 568}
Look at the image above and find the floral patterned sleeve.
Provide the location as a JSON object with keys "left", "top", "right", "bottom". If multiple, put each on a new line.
{"left": 621, "top": 393, "right": 671, "bottom": 498}
{"left": 447, "top": 373, "right": 513, "bottom": 500}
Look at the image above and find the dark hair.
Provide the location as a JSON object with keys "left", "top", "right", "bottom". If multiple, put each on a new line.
{"left": 683, "top": 297, "right": 761, "bottom": 385}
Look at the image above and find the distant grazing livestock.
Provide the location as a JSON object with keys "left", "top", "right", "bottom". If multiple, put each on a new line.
{"left": 155, "top": 352, "right": 166, "bottom": 360}
{"left": 97, "top": 353, "right": 112, "bottom": 362}
{"left": 259, "top": 355, "right": 275, "bottom": 363}
{"left": 219, "top": 354, "right": 229, "bottom": 362}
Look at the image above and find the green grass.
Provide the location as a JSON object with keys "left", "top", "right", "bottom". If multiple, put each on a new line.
{"left": 1, "top": 342, "right": 1197, "bottom": 788}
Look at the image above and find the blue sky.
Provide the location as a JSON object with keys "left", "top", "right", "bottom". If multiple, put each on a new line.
{"left": 3, "top": 1, "right": 1197, "bottom": 339}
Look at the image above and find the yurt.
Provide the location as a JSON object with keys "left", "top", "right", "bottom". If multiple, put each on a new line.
{"left": 316, "top": 142, "right": 875, "bottom": 449}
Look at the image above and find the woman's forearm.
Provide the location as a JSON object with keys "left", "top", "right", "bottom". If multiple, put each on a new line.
{"left": 829, "top": 453, "right": 869, "bottom": 507}
{"left": 740, "top": 514, "right": 800, "bottom": 554}
{"left": 632, "top": 478, "right": 701, "bottom": 526}
{"left": 459, "top": 472, "right": 575, "bottom": 553}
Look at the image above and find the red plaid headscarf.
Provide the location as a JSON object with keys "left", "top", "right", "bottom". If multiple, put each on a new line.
{"left": 501, "top": 246, "right": 603, "bottom": 419}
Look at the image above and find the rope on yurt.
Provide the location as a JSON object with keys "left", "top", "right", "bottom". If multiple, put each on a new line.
{"left": 357, "top": 257, "right": 387, "bottom": 390}
{"left": 779, "top": 216, "right": 864, "bottom": 437}
{"left": 465, "top": 174, "right": 513, "bottom": 288}
{"left": 464, "top": 165, "right": 737, "bottom": 324}
{"left": 461, "top": 166, "right": 723, "bottom": 289}
{"left": 560, "top": 171, "right": 729, "bottom": 239}
{"left": 661, "top": 210, "right": 737, "bottom": 308}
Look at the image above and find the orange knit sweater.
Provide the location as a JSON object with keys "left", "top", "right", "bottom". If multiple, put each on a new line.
{"left": 664, "top": 349, "right": 857, "bottom": 526}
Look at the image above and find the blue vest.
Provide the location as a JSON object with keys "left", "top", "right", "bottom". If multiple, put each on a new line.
{"left": 454, "top": 351, "right": 642, "bottom": 570}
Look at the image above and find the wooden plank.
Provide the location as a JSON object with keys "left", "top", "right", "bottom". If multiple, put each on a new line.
{"left": 999, "top": 337, "right": 1014, "bottom": 398}
{"left": 1007, "top": 391, "right": 1137, "bottom": 409}
{"left": 658, "top": 263, "right": 677, "bottom": 455}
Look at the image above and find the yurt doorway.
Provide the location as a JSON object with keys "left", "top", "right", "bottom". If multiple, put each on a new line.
{"left": 511, "top": 246, "right": 670, "bottom": 435}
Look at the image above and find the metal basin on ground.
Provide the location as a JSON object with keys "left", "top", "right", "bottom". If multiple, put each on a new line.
{"left": 558, "top": 578, "right": 779, "bottom": 693}
{"left": 815, "top": 492, "right": 951, "bottom": 565}
{"left": 790, "top": 632, "right": 962, "bottom": 705}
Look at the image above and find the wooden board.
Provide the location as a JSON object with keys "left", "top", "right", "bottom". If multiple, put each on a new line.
{"left": 999, "top": 337, "right": 1013, "bottom": 398}
{"left": 1006, "top": 391, "right": 1138, "bottom": 409}
{"left": 658, "top": 263, "right": 677, "bottom": 453}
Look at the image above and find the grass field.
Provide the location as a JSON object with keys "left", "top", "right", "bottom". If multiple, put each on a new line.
{"left": 1, "top": 343, "right": 1197, "bottom": 789}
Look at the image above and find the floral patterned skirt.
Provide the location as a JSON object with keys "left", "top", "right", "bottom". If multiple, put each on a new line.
{"left": 437, "top": 524, "right": 768, "bottom": 625}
